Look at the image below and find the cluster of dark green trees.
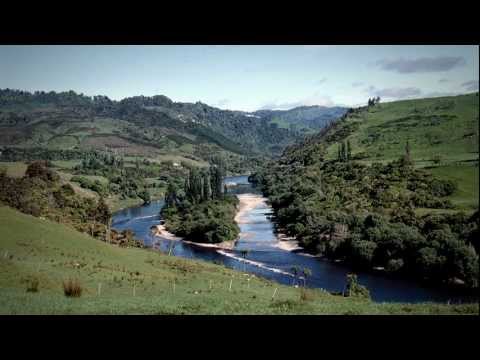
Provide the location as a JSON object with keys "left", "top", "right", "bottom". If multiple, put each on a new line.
{"left": 0, "top": 162, "right": 111, "bottom": 240}
{"left": 0, "top": 147, "right": 93, "bottom": 162}
{"left": 71, "top": 152, "right": 185, "bottom": 204}
{"left": 367, "top": 97, "right": 381, "bottom": 107}
{"left": 162, "top": 164, "right": 240, "bottom": 244}
{"left": 337, "top": 140, "right": 352, "bottom": 162}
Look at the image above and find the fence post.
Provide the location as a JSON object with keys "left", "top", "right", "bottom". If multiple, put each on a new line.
{"left": 271, "top": 288, "right": 278, "bottom": 300}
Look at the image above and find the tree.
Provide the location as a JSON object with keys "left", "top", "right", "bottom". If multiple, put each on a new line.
{"left": 339, "top": 142, "right": 347, "bottom": 162}
{"left": 25, "top": 161, "right": 59, "bottom": 182}
{"left": 291, "top": 265, "right": 300, "bottom": 286}
{"left": 240, "top": 249, "right": 249, "bottom": 272}
{"left": 346, "top": 140, "right": 352, "bottom": 160}
{"left": 202, "top": 174, "right": 211, "bottom": 202}
{"left": 350, "top": 240, "right": 377, "bottom": 267}
{"left": 302, "top": 268, "right": 312, "bottom": 287}
{"left": 89, "top": 197, "right": 111, "bottom": 241}
{"left": 94, "top": 197, "right": 111, "bottom": 226}
{"left": 401, "top": 140, "right": 413, "bottom": 167}
{"left": 343, "top": 273, "right": 370, "bottom": 298}
{"left": 138, "top": 189, "right": 151, "bottom": 205}
{"left": 210, "top": 165, "right": 224, "bottom": 199}
{"left": 165, "top": 182, "right": 178, "bottom": 207}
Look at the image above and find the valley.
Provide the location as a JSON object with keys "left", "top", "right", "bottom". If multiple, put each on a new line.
{"left": 0, "top": 89, "right": 478, "bottom": 315}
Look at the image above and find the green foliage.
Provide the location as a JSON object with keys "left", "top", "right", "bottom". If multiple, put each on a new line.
{"left": 344, "top": 273, "right": 371, "bottom": 299}
{"left": 0, "top": 162, "right": 114, "bottom": 242}
{"left": 0, "top": 88, "right": 304, "bottom": 158}
{"left": 25, "top": 161, "right": 59, "bottom": 182}
{"left": 138, "top": 189, "right": 151, "bottom": 205}
{"left": 252, "top": 94, "right": 479, "bottom": 289}
{"left": 162, "top": 195, "right": 240, "bottom": 244}
{"left": 162, "top": 165, "right": 239, "bottom": 244}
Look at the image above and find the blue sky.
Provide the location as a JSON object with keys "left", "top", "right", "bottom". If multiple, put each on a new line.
{"left": 0, "top": 45, "right": 478, "bottom": 111}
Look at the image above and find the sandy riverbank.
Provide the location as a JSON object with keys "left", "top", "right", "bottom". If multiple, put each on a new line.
{"left": 274, "top": 233, "right": 303, "bottom": 251}
{"left": 152, "top": 193, "right": 304, "bottom": 253}
{"left": 152, "top": 224, "right": 237, "bottom": 250}
{"left": 236, "top": 194, "right": 304, "bottom": 252}
{"left": 235, "top": 194, "right": 266, "bottom": 224}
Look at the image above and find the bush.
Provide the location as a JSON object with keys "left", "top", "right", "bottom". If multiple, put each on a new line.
{"left": 26, "top": 278, "right": 39, "bottom": 293}
{"left": 386, "top": 258, "right": 404, "bottom": 272}
{"left": 63, "top": 279, "right": 82, "bottom": 297}
{"left": 350, "top": 240, "right": 377, "bottom": 267}
{"left": 299, "top": 287, "right": 315, "bottom": 302}
{"left": 343, "top": 273, "right": 370, "bottom": 299}
{"left": 25, "top": 161, "right": 59, "bottom": 182}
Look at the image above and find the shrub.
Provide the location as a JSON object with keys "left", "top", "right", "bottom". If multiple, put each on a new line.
{"left": 386, "top": 258, "right": 404, "bottom": 272}
{"left": 26, "top": 278, "right": 39, "bottom": 293}
{"left": 299, "top": 287, "right": 315, "bottom": 302}
{"left": 350, "top": 240, "right": 377, "bottom": 267}
{"left": 63, "top": 279, "right": 82, "bottom": 297}
{"left": 343, "top": 273, "right": 370, "bottom": 299}
{"left": 25, "top": 161, "right": 59, "bottom": 182}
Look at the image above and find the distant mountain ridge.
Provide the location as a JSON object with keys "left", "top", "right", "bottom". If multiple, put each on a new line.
{"left": 0, "top": 89, "right": 347, "bottom": 157}
{"left": 253, "top": 105, "right": 348, "bottom": 133}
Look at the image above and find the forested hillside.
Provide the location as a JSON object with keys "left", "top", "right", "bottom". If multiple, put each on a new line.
{"left": 251, "top": 93, "right": 479, "bottom": 289}
{"left": 0, "top": 89, "right": 307, "bottom": 158}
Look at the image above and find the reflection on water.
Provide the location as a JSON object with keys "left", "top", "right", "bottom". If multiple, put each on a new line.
{"left": 111, "top": 176, "right": 476, "bottom": 304}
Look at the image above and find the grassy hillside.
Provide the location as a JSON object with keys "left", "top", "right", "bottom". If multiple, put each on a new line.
{"left": 323, "top": 93, "right": 479, "bottom": 210}
{"left": 325, "top": 93, "right": 478, "bottom": 165}
{"left": 428, "top": 165, "right": 479, "bottom": 210}
{"left": 0, "top": 206, "right": 476, "bottom": 314}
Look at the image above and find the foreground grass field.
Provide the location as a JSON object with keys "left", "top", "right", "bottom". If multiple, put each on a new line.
{"left": 0, "top": 206, "right": 477, "bottom": 315}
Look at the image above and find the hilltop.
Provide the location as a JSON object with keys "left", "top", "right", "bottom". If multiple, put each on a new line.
{"left": 324, "top": 93, "right": 478, "bottom": 167}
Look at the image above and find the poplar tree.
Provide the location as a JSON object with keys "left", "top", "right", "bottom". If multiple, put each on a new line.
{"left": 202, "top": 173, "right": 211, "bottom": 201}
{"left": 341, "top": 142, "right": 346, "bottom": 162}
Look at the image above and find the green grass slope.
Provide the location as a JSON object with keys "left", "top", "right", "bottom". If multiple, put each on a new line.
{"left": 0, "top": 206, "right": 477, "bottom": 314}
{"left": 326, "top": 93, "right": 478, "bottom": 165}
{"left": 325, "top": 93, "right": 479, "bottom": 210}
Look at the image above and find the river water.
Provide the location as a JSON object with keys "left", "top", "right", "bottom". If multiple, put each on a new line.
{"left": 111, "top": 175, "right": 475, "bottom": 303}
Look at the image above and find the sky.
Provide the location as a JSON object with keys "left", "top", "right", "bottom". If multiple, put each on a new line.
{"left": 0, "top": 45, "right": 478, "bottom": 111}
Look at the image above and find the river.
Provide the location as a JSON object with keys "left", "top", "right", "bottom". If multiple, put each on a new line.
{"left": 111, "top": 175, "right": 475, "bottom": 303}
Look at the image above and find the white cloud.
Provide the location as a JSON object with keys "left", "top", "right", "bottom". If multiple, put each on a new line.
{"left": 366, "top": 85, "right": 422, "bottom": 99}
{"left": 213, "top": 98, "right": 230, "bottom": 107}
{"left": 376, "top": 56, "right": 466, "bottom": 73}
{"left": 258, "top": 93, "right": 335, "bottom": 110}
{"left": 461, "top": 80, "right": 479, "bottom": 92}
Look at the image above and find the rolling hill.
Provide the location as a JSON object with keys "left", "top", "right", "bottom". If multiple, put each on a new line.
{"left": 0, "top": 89, "right": 348, "bottom": 160}
{"left": 324, "top": 93, "right": 478, "bottom": 167}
